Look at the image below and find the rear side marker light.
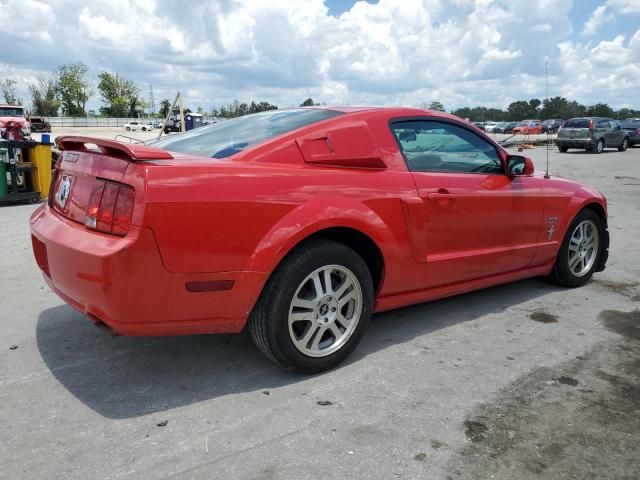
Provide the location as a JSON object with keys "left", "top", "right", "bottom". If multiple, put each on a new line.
{"left": 85, "top": 180, "right": 134, "bottom": 236}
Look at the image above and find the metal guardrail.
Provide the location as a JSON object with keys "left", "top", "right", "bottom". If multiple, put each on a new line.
{"left": 44, "top": 116, "right": 218, "bottom": 127}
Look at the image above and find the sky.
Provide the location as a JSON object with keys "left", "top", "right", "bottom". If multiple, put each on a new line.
{"left": 0, "top": 0, "right": 639, "bottom": 113}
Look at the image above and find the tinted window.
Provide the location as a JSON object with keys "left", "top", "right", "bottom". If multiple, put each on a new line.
{"left": 391, "top": 121, "right": 502, "bottom": 174}
{"left": 151, "top": 109, "right": 342, "bottom": 158}
{"left": 564, "top": 118, "right": 590, "bottom": 128}
{"left": 597, "top": 119, "right": 609, "bottom": 128}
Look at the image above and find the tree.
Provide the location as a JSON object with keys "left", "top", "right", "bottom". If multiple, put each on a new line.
{"left": 586, "top": 103, "right": 614, "bottom": 117}
{"left": 426, "top": 101, "right": 445, "bottom": 112}
{"left": 57, "top": 62, "right": 92, "bottom": 116}
{"left": 506, "top": 98, "right": 542, "bottom": 121}
{"left": 97, "top": 71, "right": 142, "bottom": 117}
{"left": 539, "top": 96, "right": 586, "bottom": 119}
{"left": 159, "top": 99, "right": 171, "bottom": 118}
{"left": 214, "top": 99, "right": 278, "bottom": 118}
{"left": 300, "top": 98, "right": 315, "bottom": 107}
{"left": 29, "top": 75, "right": 60, "bottom": 116}
{"left": 1, "top": 79, "right": 22, "bottom": 105}
{"left": 196, "top": 106, "right": 204, "bottom": 114}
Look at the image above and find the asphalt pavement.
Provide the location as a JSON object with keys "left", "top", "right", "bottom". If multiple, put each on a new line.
{"left": 0, "top": 139, "right": 638, "bottom": 480}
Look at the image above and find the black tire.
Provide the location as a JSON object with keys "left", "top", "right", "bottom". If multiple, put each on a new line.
{"left": 248, "top": 239, "right": 374, "bottom": 373}
{"left": 164, "top": 127, "right": 171, "bottom": 134}
{"left": 550, "top": 209, "right": 606, "bottom": 288}
{"left": 142, "top": 127, "right": 147, "bottom": 132}
{"left": 126, "top": 127, "right": 131, "bottom": 131}
{"left": 593, "top": 138, "right": 604, "bottom": 154}
{"left": 618, "top": 137, "right": 629, "bottom": 152}
{"left": 558, "top": 146, "right": 568, "bottom": 153}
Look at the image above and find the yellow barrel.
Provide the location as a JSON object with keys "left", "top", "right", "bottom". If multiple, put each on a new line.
{"left": 28, "top": 144, "right": 53, "bottom": 198}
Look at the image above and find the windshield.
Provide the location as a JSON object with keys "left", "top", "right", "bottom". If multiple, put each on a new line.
{"left": 564, "top": 118, "right": 590, "bottom": 128}
{"left": 0, "top": 107, "right": 24, "bottom": 117}
{"left": 151, "top": 109, "right": 343, "bottom": 158}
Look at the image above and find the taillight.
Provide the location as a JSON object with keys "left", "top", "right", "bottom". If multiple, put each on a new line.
{"left": 634, "top": 129, "right": 640, "bottom": 135}
{"left": 85, "top": 180, "right": 134, "bottom": 236}
{"left": 588, "top": 119, "right": 595, "bottom": 129}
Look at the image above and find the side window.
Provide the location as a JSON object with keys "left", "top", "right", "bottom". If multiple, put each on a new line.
{"left": 609, "top": 120, "right": 619, "bottom": 130}
{"left": 596, "top": 119, "right": 609, "bottom": 128}
{"left": 391, "top": 120, "right": 503, "bottom": 174}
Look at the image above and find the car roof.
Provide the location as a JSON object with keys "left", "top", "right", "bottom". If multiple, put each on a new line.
{"left": 302, "top": 105, "right": 464, "bottom": 123}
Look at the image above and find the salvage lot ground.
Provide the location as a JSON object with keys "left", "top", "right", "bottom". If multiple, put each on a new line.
{"left": 1, "top": 138, "right": 639, "bottom": 479}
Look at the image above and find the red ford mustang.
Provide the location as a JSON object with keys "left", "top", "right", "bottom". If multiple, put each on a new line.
{"left": 31, "top": 106, "right": 609, "bottom": 372}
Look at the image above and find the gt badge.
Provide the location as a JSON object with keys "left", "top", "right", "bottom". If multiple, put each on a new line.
{"left": 547, "top": 216, "right": 558, "bottom": 240}
{"left": 57, "top": 176, "right": 71, "bottom": 208}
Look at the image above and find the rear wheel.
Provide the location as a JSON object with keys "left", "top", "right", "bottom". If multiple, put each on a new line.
{"left": 550, "top": 209, "right": 605, "bottom": 287}
{"left": 248, "top": 240, "right": 374, "bottom": 373}
{"left": 618, "top": 137, "right": 629, "bottom": 152}
{"left": 593, "top": 138, "right": 604, "bottom": 154}
{"left": 558, "top": 146, "right": 568, "bottom": 153}
{"left": 126, "top": 127, "right": 131, "bottom": 131}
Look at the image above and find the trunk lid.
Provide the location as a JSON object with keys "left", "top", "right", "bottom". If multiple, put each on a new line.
{"left": 51, "top": 137, "right": 172, "bottom": 225}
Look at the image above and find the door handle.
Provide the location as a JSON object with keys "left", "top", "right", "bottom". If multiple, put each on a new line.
{"left": 427, "top": 193, "right": 455, "bottom": 200}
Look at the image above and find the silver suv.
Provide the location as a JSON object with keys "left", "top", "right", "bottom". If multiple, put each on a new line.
{"left": 557, "top": 117, "right": 629, "bottom": 153}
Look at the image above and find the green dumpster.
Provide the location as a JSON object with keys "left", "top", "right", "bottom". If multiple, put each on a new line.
{"left": 0, "top": 161, "right": 7, "bottom": 198}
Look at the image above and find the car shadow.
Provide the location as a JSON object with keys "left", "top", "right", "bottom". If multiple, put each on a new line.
{"left": 562, "top": 150, "right": 621, "bottom": 154}
{"left": 37, "top": 278, "right": 556, "bottom": 419}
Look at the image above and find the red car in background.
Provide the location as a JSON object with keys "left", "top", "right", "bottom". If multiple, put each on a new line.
{"left": 31, "top": 107, "right": 609, "bottom": 372}
{"left": 512, "top": 119, "right": 543, "bottom": 135}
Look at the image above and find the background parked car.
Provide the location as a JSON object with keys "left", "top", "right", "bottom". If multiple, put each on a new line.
{"left": 472, "top": 121, "right": 486, "bottom": 131}
{"left": 124, "top": 121, "right": 151, "bottom": 132}
{"left": 27, "top": 116, "right": 51, "bottom": 133}
{"left": 557, "top": 117, "right": 629, "bottom": 153}
{"left": 495, "top": 122, "right": 518, "bottom": 134}
{"left": 483, "top": 121, "right": 498, "bottom": 133}
{"left": 621, "top": 118, "right": 640, "bottom": 146}
{"left": 542, "top": 119, "right": 564, "bottom": 134}
{"left": 512, "top": 120, "right": 543, "bottom": 135}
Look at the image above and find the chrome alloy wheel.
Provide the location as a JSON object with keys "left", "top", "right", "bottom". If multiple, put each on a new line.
{"left": 288, "top": 265, "right": 363, "bottom": 358}
{"left": 568, "top": 220, "right": 599, "bottom": 277}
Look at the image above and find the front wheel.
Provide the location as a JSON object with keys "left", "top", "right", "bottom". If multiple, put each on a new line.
{"left": 125, "top": 127, "right": 131, "bottom": 131}
{"left": 558, "top": 146, "right": 568, "bottom": 153}
{"left": 550, "top": 209, "right": 605, "bottom": 287}
{"left": 248, "top": 240, "right": 374, "bottom": 373}
{"left": 618, "top": 137, "right": 629, "bottom": 152}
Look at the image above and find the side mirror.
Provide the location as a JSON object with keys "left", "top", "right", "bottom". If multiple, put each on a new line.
{"left": 506, "top": 155, "right": 534, "bottom": 176}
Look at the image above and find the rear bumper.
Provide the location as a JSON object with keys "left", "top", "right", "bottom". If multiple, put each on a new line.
{"left": 628, "top": 135, "right": 640, "bottom": 145}
{"left": 30, "top": 204, "right": 268, "bottom": 335}
{"left": 556, "top": 138, "right": 592, "bottom": 148}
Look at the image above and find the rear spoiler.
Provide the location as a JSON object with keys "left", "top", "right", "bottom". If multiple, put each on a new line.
{"left": 55, "top": 136, "right": 173, "bottom": 160}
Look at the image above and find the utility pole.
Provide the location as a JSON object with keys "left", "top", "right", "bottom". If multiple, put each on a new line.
{"left": 148, "top": 85, "right": 155, "bottom": 118}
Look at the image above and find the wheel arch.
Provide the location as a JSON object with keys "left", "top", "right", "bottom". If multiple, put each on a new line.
{"left": 286, "top": 226, "right": 385, "bottom": 293}
{"left": 245, "top": 198, "right": 395, "bottom": 294}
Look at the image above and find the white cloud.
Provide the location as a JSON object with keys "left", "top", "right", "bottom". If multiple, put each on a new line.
{"left": 582, "top": 5, "right": 614, "bottom": 36}
{"left": 0, "top": 0, "right": 638, "bottom": 112}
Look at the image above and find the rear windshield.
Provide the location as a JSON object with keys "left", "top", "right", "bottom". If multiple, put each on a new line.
{"left": 564, "top": 118, "right": 590, "bottom": 128}
{"left": 151, "top": 109, "right": 343, "bottom": 158}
